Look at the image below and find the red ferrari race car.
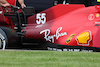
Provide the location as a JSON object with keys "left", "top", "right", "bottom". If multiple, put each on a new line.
{"left": 0, "top": 4, "right": 100, "bottom": 51}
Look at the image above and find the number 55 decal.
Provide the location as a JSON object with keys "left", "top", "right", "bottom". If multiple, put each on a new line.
{"left": 36, "top": 13, "right": 46, "bottom": 24}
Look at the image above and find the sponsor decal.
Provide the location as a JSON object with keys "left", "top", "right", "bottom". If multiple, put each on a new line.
{"left": 95, "top": 22, "right": 100, "bottom": 24}
{"left": 95, "top": 21, "right": 100, "bottom": 26}
{"left": 76, "top": 30, "right": 92, "bottom": 46}
{"left": 47, "top": 47, "right": 93, "bottom": 52}
{"left": 36, "top": 13, "right": 46, "bottom": 24}
{"left": 66, "top": 34, "right": 76, "bottom": 44}
{"left": 88, "top": 14, "right": 95, "bottom": 20}
{"left": 96, "top": 13, "right": 100, "bottom": 18}
{"left": 40, "top": 27, "right": 67, "bottom": 43}
{"left": 35, "top": 24, "right": 43, "bottom": 28}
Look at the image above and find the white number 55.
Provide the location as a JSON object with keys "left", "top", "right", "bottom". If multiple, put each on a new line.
{"left": 36, "top": 13, "right": 46, "bottom": 24}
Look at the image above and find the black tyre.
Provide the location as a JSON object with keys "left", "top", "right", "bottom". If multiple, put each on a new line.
{"left": 0, "top": 28, "right": 8, "bottom": 50}
{"left": 0, "top": 27, "right": 21, "bottom": 48}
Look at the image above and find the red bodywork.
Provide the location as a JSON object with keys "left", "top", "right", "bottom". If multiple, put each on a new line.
{"left": 22, "top": 4, "right": 100, "bottom": 48}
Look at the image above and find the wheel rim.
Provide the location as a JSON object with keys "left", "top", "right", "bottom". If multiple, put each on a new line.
{"left": 2, "top": 40, "right": 6, "bottom": 50}
{"left": 0, "top": 33, "right": 6, "bottom": 50}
